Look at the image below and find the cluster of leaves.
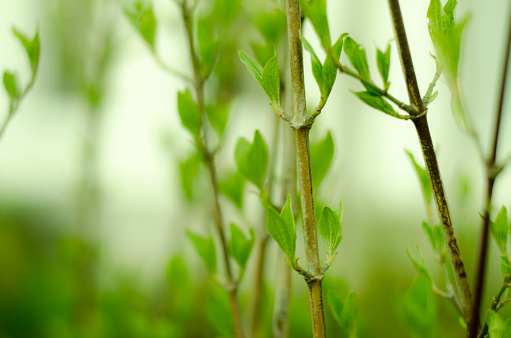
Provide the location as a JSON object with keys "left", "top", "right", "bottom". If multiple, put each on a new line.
{"left": 2, "top": 28, "right": 40, "bottom": 117}
{"left": 427, "top": 0, "right": 470, "bottom": 131}
{"left": 490, "top": 206, "right": 511, "bottom": 281}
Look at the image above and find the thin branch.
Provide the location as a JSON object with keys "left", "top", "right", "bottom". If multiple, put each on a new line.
{"left": 154, "top": 53, "right": 193, "bottom": 83}
{"left": 286, "top": 0, "right": 327, "bottom": 336}
{"left": 386, "top": 0, "right": 475, "bottom": 332}
{"left": 472, "top": 7, "right": 511, "bottom": 338}
{"left": 180, "top": 1, "right": 244, "bottom": 337}
{"left": 477, "top": 274, "right": 511, "bottom": 338}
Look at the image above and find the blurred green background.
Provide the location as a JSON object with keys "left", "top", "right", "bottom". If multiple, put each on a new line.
{"left": 0, "top": 0, "right": 510, "bottom": 336}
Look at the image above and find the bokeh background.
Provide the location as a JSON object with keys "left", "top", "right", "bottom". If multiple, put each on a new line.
{"left": 0, "top": 0, "right": 510, "bottom": 336}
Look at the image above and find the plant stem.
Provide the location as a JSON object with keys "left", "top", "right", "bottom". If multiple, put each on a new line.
{"left": 477, "top": 274, "right": 511, "bottom": 338}
{"left": 472, "top": 8, "right": 511, "bottom": 338}
{"left": 0, "top": 115, "right": 12, "bottom": 143}
{"left": 286, "top": 1, "right": 326, "bottom": 336}
{"left": 181, "top": 2, "right": 244, "bottom": 337}
{"left": 387, "top": 0, "right": 475, "bottom": 331}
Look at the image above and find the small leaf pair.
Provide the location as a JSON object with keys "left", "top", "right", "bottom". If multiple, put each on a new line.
{"left": 235, "top": 130, "right": 268, "bottom": 191}
{"left": 266, "top": 196, "right": 296, "bottom": 263}
{"left": 239, "top": 49, "right": 281, "bottom": 109}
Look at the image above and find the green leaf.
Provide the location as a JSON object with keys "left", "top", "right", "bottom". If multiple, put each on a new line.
{"left": 261, "top": 50, "right": 280, "bottom": 107}
{"left": 310, "top": 131, "right": 334, "bottom": 188}
{"left": 219, "top": 171, "right": 245, "bottom": 209}
{"left": 255, "top": 9, "right": 287, "bottom": 43}
{"left": 179, "top": 151, "right": 201, "bottom": 200}
{"left": 405, "top": 150, "right": 433, "bottom": 207}
{"left": 343, "top": 37, "right": 370, "bottom": 80}
{"left": 422, "top": 221, "right": 445, "bottom": 254}
{"left": 301, "top": 35, "right": 324, "bottom": 96}
{"left": 504, "top": 317, "right": 511, "bottom": 337}
{"left": 266, "top": 196, "right": 296, "bottom": 261}
{"left": 354, "top": 91, "right": 400, "bottom": 118}
{"left": 228, "top": 223, "right": 255, "bottom": 270}
{"left": 3, "top": 71, "right": 19, "bottom": 102}
{"left": 177, "top": 89, "right": 202, "bottom": 137}
{"left": 500, "top": 255, "right": 511, "bottom": 278}
{"left": 299, "top": 0, "right": 331, "bottom": 51}
{"left": 250, "top": 42, "right": 274, "bottom": 66}
{"left": 491, "top": 207, "right": 509, "bottom": 254}
{"left": 197, "top": 16, "right": 219, "bottom": 78}
{"left": 328, "top": 290, "right": 357, "bottom": 336}
{"left": 407, "top": 246, "right": 433, "bottom": 285}
{"left": 239, "top": 50, "right": 263, "bottom": 86}
{"left": 13, "top": 28, "right": 40, "bottom": 75}
{"left": 187, "top": 231, "right": 216, "bottom": 273}
{"left": 488, "top": 310, "right": 505, "bottom": 338}
{"left": 125, "top": 2, "right": 156, "bottom": 50}
{"left": 321, "top": 33, "right": 347, "bottom": 99}
{"left": 376, "top": 44, "right": 390, "bottom": 87}
{"left": 318, "top": 202, "right": 343, "bottom": 257}
{"left": 205, "top": 104, "right": 229, "bottom": 136}
{"left": 234, "top": 130, "right": 268, "bottom": 190}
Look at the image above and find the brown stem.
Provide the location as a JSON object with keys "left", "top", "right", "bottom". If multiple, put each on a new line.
{"left": 387, "top": 0, "right": 474, "bottom": 331}
{"left": 181, "top": 2, "right": 244, "bottom": 337}
{"left": 472, "top": 7, "right": 511, "bottom": 337}
{"left": 286, "top": 0, "right": 326, "bottom": 336}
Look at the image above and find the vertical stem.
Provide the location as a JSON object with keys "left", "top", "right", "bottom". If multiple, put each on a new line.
{"left": 286, "top": 0, "right": 326, "bottom": 337}
{"left": 387, "top": 0, "right": 474, "bottom": 331}
{"left": 0, "top": 116, "right": 12, "bottom": 143}
{"left": 181, "top": 2, "right": 244, "bottom": 337}
{"left": 472, "top": 7, "right": 511, "bottom": 337}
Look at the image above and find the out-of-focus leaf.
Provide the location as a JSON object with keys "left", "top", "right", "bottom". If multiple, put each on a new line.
{"left": 228, "top": 223, "right": 255, "bottom": 271}
{"left": 266, "top": 196, "right": 296, "bottom": 261}
{"left": 197, "top": 16, "right": 219, "bottom": 78}
{"left": 376, "top": 44, "right": 390, "bottom": 88}
{"left": 500, "top": 255, "right": 511, "bottom": 278}
{"left": 422, "top": 221, "right": 445, "bottom": 255}
{"left": 299, "top": 0, "right": 331, "bottom": 51}
{"left": 179, "top": 151, "right": 201, "bottom": 200}
{"left": 125, "top": 2, "right": 156, "bottom": 50}
{"left": 13, "top": 28, "right": 40, "bottom": 75}
{"left": 328, "top": 290, "right": 357, "bottom": 336}
{"left": 255, "top": 9, "right": 287, "bottom": 43}
{"left": 234, "top": 130, "right": 268, "bottom": 190}
{"left": 3, "top": 71, "right": 19, "bottom": 102}
{"left": 205, "top": 104, "right": 229, "bottom": 136}
{"left": 344, "top": 37, "right": 370, "bottom": 80}
{"left": 310, "top": 131, "right": 334, "bottom": 188}
{"left": 219, "top": 171, "right": 245, "bottom": 209}
{"left": 406, "top": 150, "right": 433, "bottom": 207}
{"left": 487, "top": 310, "right": 505, "bottom": 338}
{"left": 250, "top": 42, "right": 274, "bottom": 66}
{"left": 318, "top": 202, "right": 343, "bottom": 257}
{"left": 177, "top": 89, "right": 202, "bottom": 137}
{"left": 491, "top": 207, "right": 509, "bottom": 254}
{"left": 407, "top": 246, "right": 433, "bottom": 285}
{"left": 187, "top": 231, "right": 216, "bottom": 273}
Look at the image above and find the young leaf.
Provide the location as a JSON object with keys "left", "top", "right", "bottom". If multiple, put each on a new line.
{"left": 234, "top": 130, "right": 268, "bottom": 190}
{"left": 343, "top": 37, "right": 370, "bottom": 80}
{"left": 13, "top": 28, "right": 40, "bottom": 75}
{"left": 266, "top": 196, "right": 296, "bottom": 261}
{"left": 205, "top": 104, "right": 229, "bottom": 136}
{"left": 125, "top": 2, "right": 157, "bottom": 50}
{"left": 219, "top": 171, "right": 245, "bottom": 209}
{"left": 318, "top": 202, "right": 343, "bottom": 257}
{"left": 179, "top": 151, "right": 201, "bottom": 200}
{"left": 299, "top": 0, "right": 331, "bottom": 51}
{"left": 177, "top": 89, "right": 202, "bottom": 137}
{"left": 228, "top": 223, "right": 255, "bottom": 270}
{"left": 328, "top": 290, "right": 357, "bottom": 336}
{"left": 321, "top": 33, "right": 347, "bottom": 99}
{"left": 187, "top": 231, "right": 217, "bottom": 273}
{"left": 261, "top": 51, "right": 280, "bottom": 107}
{"left": 3, "top": 71, "right": 19, "bottom": 102}
{"left": 422, "top": 221, "right": 445, "bottom": 254}
{"left": 197, "top": 16, "right": 219, "bottom": 78}
{"left": 376, "top": 44, "right": 390, "bottom": 88}
{"left": 405, "top": 150, "right": 433, "bottom": 207}
{"left": 407, "top": 246, "right": 433, "bottom": 285}
{"left": 310, "top": 131, "right": 334, "bottom": 188}
{"left": 239, "top": 50, "right": 263, "bottom": 86}
{"left": 491, "top": 207, "right": 509, "bottom": 254}
{"left": 500, "top": 255, "right": 511, "bottom": 278}
{"left": 487, "top": 310, "right": 505, "bottom": 338}
{"left": 255, "top": 9, "right": 287, "bottom": 44}
{"left": 301, "top": 35, "right": 324, "bottom": 95}
{"left": 354, "top": 91, "right": 400, "bottom": 118}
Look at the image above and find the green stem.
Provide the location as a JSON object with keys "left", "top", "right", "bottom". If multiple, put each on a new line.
{"left": 386, "top": 0, "right": 474, "bottom": 331}
{"left": 181, "top": 2, "right": 244, "bottom": 337}
{"left": 286, "top": 0, "right": 326, "bottom": 337}
{"left": 477, "top": 274, "right": 511, "bottom": 338}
